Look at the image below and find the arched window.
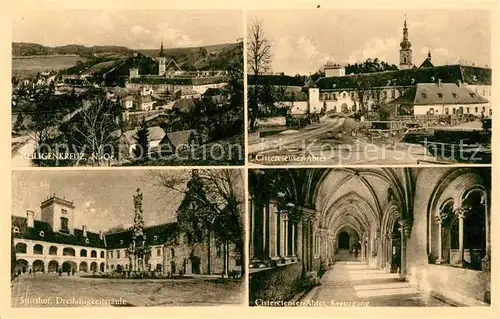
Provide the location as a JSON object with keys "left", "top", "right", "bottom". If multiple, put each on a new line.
{"left": 60, "top": 217, "right": 69, "bottom": 233}
{"left": 63, "top": 247, "right": 75, "bottom": 256}
{"left": 171, "top": 248, "right": 175, "bottom": 258}
{"left": 49, "top": 246, "right": 57, "bottom": 255}
{"left": 33, "top": 244, "right": 44, "bottom": 255}
{"left": 216, "top": 244, "right": 222, "bottom": 257}
{"left": 91, "top": 250, "right": 97, "bottom": 258}
{"left": 429, "top": 173, "right": 489, "bottom": 271}
{"left": 15, "top": 242, "right": 27, "bottom": 254}
{"left": 100, "top": 251, "right": 105, "bottom": 258}
{"left": 80, "top": 249, "right": 87, "bottom": 257}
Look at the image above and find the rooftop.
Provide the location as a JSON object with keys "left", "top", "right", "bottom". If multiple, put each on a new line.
{"left": 12, "top": 216, "right": 105, "bottom": 248}
{"left": 315, "top": 64, "right": 491, "bottom": 90}
{"left": 391, "top": 82, "right": 489, "bottom": 105}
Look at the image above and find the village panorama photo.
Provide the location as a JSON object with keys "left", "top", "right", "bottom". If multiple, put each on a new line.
{"left": 11, "top": 7, "right": 244, "bottom": 167}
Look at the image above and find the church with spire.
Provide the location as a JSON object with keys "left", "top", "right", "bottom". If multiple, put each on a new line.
{"left": 399, "top": 17, "right": 413, "bottom": 69}
{"left": 289, "top": 17, "right": 492, "bottom": 118}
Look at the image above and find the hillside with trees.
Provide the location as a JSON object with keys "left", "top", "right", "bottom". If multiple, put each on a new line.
{"left": 12, "top": 42, "right": 132, "bottom": 57}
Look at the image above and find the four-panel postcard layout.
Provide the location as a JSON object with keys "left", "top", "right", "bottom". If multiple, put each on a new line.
{"left": 9, "top": 5, "right": 494, "bottom": 311}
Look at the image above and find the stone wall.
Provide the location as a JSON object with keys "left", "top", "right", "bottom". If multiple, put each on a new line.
{"left": 406, "top": 168, "right": 490, "bottom": 305}
{"left": 249, "top": 262, "right": 302, "bottom": 305}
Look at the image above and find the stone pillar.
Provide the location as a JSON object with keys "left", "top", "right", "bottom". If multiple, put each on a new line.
{"left": 435, "top": 213, "right": 445, "bottom": 264}
{"left": 360, "top": 233, "right": 366, "bottom": 262}
{"left": 269, "top": 203, "right": 277, "bottom": 258}
{"left": 291, "top": 222, "right": 295, "bottom": 256}
{"left": 303, "top": 218, "right": 309, "bottom": 270}
{"left": 250, "top": 198, "right": 255, "bottom": 260}
{"left": 455, "top": 206, "right": 466, "bottom": 266}
{"left": 307, "top": 218, "right": 314, "bottom": 270}
{"left": 481, "top": 193, "right": 490, "bottom": 272}
{"left": 262, "top": 203, "right": 267, "bottom": 258}
{"left": 385, "top": 233, "right": 392, "bottom": 272}
{"left": 377, "top": 229, "right": 383, "bottom": 268}
{"left": 332, "top": 239, "right": 336, "bottom": 262}
{"left": 398, "top": 220, "right": 409, "bottom": 278}
{"left": 280, "top": 212, "right": 287, "bottom": 257}
{"left": 297, "top": 219, "right": 303, "bottom": 261}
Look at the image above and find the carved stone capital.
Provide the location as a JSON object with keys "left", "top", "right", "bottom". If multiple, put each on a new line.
{"left": 398, "top": 219, "right": 411, "bottom": 237}
{"left": 453, "top": 206, "right": 468, "bottom": 219}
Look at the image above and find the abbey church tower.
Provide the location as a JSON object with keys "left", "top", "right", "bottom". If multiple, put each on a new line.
{"left": 157, "top": 40, "right": 166, "bottom": 76}
{"left": 399, "top": 17, "right": 413, "bottom": 69}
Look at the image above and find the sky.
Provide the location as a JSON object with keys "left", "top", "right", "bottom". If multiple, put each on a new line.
{"left": 12, "top": 170, "right": 193, "bottom": 233}
{"left": 248, "top": 9, "right": 491, "bottom": 75}
{"left": 12, "top": 9, "right": 243, "bottom": 49}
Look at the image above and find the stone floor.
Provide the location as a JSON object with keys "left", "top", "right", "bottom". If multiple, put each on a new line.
{"left": 302, "top": 261, "right": 453, "bottom": 307}
{"left": 11, "top": 273, "right": 244, "bottom": 307}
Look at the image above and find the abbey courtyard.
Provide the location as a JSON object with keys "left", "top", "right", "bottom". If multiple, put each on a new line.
{"left": 11, "top": 169, "right": 245, "bottom": 307}
{"left": 248, "top": 17, "right": 491, "bottom": 165}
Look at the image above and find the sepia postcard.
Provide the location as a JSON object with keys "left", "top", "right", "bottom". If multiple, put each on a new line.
{"left": 11, "top": 9, "right": 245, "bottom": 167}
{"left": 2, "top": 0, "right": 499, "bottom": 319}
{"left": 10, "top": 169, "right": 245, "bottom": 307}
{"left": 247, "top": 9, "right": 492, "bottom": 166}
{"left": 248, "top": 167, "right": 491, "bottom": 307}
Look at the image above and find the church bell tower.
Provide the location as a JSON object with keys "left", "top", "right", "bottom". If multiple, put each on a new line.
{"left": 157, "top": 40, "right": 166, "bottom": 76}
{"left": 399, "top": 17, "right": 413, "bottom": 69}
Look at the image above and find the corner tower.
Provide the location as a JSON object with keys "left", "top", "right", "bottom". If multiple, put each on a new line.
{"left": 40, "top": 195, "right": 76, "bottom": 235}
{"left": 399, "top": 17, "right": 413, "bottom": 70}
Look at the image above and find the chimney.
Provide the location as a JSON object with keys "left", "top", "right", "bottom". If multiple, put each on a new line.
{"left": 457, "top": 80, "right": 462, "bottom": 88}
{"left": 99, "top": 230, "right": 104, "bottom": 240}
{"left": 27, "top": 210, "right": 35, "bottom": 228}
{"left": 437, "top": 79, "right": 442, "bottom": 87}
{"left": 428, "top": 51, "right": 432, "bottom": 61}
{"left": 82, "top": 225, "right": 88, "bottom": 237}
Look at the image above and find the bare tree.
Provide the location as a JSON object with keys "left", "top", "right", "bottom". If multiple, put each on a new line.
{"left": 149, "top": 169, "right": 244, "bottom": 278}
{"left": 27, "top": 85, "right": 60, "bottom": 146}
{"left": 61, "top": 96, "right": 120, "bottom": 166}
{"left": 248, "top": 19, "right": 272, "bottom": 130}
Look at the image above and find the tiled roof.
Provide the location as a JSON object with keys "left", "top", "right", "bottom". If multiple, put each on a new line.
{"left": 161, "top": 129, "right": 196, "bottom": 149}
{"left": 315, "top": 65, "right": 491, "bottom": 90}
{"left": 172, "top": 98, "right": 196, "bottom": 112}
{"left": 104, "top": 222, "right": 178, "bottom": 249}
{"left": 247, "top": 74, "right": 306, "bottom": 87}
{"left": 391, "top": 83, "right": 489, "bottom": 105}
{"left": 128, "top": 76, "right": 227, "bottom": 86}
{"left": 203, "top": 87, "right": 225, "bottom": 97}
{"left": 419, "top": 58, "right": 434, "bottom": 68}
{"left": 111, "top": 86, "right": 130, "bottom": 98}
{"left": 12, "top": 216, "right": 105, "bottom": 248}
{"left": 63, "top": 78, "right": 91, "bottom": 86}
{"left": 123, "top": 126, "right": 166, "bottom": 142}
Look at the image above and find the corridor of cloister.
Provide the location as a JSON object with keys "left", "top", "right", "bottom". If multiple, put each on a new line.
{"left": 249, "top": 167, "right": 491, "bottom": 307}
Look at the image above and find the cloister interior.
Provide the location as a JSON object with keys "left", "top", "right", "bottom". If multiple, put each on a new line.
{"left": 249, "top": 168, "right": 491, "bottom": 306}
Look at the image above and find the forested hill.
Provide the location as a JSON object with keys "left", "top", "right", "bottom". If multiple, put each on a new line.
{"left": 138, "top": 42, "right": 243, "bottom": 71}
{"left": 12, "top": 42, "right": 242, "bottom": 69}
{"left": 12, "top": 42, "right": 132, "bottom": 57}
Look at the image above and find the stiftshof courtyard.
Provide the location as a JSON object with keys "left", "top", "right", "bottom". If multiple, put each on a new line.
{"left": 11, "top": 274, "right": 244, "bottom": 307}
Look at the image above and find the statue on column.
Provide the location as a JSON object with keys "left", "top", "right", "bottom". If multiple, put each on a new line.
{"left": 126, "top": 188, "right": 151, "bottom": 275}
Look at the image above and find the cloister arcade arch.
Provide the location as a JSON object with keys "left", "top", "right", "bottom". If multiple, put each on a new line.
{"left": 249, "top": 167, "right": 491, "bottom": 305}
